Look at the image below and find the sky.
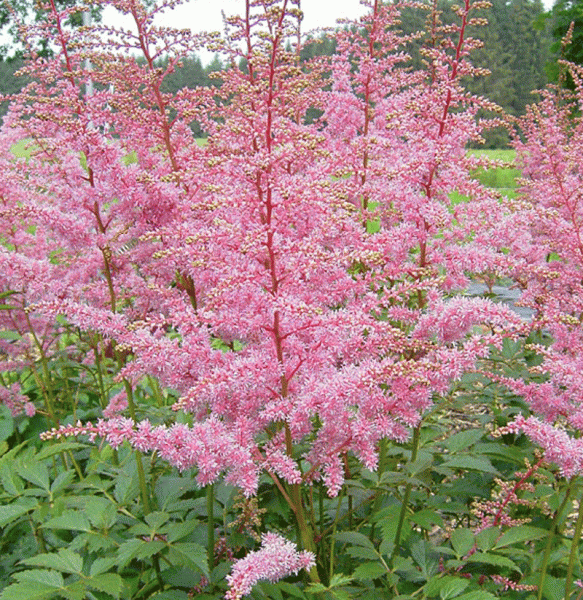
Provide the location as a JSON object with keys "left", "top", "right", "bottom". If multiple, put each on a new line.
{"left": 102, "top": 0, "right": 369, "bottom": 63}
{"left": 102, "top": 0, "right": 554, "bottom": 64}
{"left": 104, "top": 1, "right": 369, "bottom": 35}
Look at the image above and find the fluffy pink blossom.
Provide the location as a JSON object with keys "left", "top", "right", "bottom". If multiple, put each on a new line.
{"left": 225, "top": 533, "right": 315, "bottom": 600}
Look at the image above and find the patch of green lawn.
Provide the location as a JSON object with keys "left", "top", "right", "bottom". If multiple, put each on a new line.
{"left": 469, "top": 148, "right": 519, "bottom": 191}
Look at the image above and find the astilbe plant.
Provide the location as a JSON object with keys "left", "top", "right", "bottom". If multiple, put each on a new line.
{"left": 0, "top": 0, "right": 527, "bottom": 595}
{"left": 489, "top": 59, "right": 583, "bottom": 599}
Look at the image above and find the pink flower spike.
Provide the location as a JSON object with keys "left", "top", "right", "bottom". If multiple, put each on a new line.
{"left": 225, "top": 533, "right": 315, "bottom": 600}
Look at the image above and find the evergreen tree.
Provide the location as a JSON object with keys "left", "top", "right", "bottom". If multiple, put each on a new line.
{"left": 507, "top": 0, "right": 550, "bottom": 114}
{"left": 548, "top": 0, "right": 583, "bottom": 84}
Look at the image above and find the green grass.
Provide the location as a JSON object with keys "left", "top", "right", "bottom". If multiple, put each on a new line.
{"left": 469, "top": 148, "right": 519, "bottom": 191}
{"left": 10, "top": 138, "right": 33, "bottom": 158}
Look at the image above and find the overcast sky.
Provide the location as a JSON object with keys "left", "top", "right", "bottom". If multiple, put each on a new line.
{"left": 103, "top": 0, "right": 554, "bottom": 63}
{"left": 105, "top": 1, "right": 369, "bottom": 34}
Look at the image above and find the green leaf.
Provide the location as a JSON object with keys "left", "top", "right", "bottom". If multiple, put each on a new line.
{"left": 0, "top": 463, "right": 24, "bottom": 496}
{"left": 346, "top": 547, "right": 380, "bottom": 561}
{"left": 352, "top": 561, "right": 388, "bottom": 581}
{"left": 443, "top": 430, "right": 484, "bottom": 452}
{"left": 411, "top": 540, "right": 438, "bottom": 579}
{"left": 0, "top": 405, "right": 14, "bottom": 443}
{"left": 21, "top": 548, "right": 83, "bottom": 574}
{"left": 36, "top": 442, "right": 87, "bottom": 461}
{"left": 493, "top": 525, "right": 548, "bottom": 549}
{"left": 475, "top": 527, "right": 499, "bottom": 552}
{"left": 113, "top": 463, "right": 139, "bottom": 505}
{"left": 450, "top": 529, "right": 474, "bottom": 558}
{"left": 0, "top": 330, "right": 21, "bottom": 340}
{"left": 440, "top": 456, "right": 498, "bottom": 475}
{"left": 0, "top": 500, "right": 37, "bottom": 527}
{"left": 50, "top": 470, "right": 76, "bottom": 494}
{"left": 425, "top": 575, "right": 468, "bottom": 597}
{"left": 144, "top": 511, "right": 170, "bottom": 532}
{"left": 17, "top": 460, "right": 50, "bottom": 491}
{"left": 84, "top": 497, "right": 118, "bottom": 529}
{"left": 168, "top": 542, "right": 209, "bottom": 576}
{"left": 333, "top": 531, "right": 376, "bottom": 550}
{"left": 41, "top": 511, "right": 91, "bottom": 532}
{"left": 0, "top": 570, "right": 64, "bottom": 600}
{"left": 87, "top": 573, "right": 124, "bottom": 599}
{"left": 329, "top": 574, "right": 353, "bottom": 588}
{"left": 12, "top": 569, "right": 64, "bottom": 586}
{"left": 440, "top": 578, "right": 470, "bottom": 599}
{"left": 465, "top": 552, "right": 521, "bottom": 572}
{"left": 90, "top": 557, "right": 119, "bottom": 576}
{"left": 167, "top": 520, "right": 198, "bottom": 543}
{"left": 410, "top": 509, "right": 444, "bottom": 530}
{"left": 277, "top": 582, "right": 307, "bottom": 599}
{"left": 539, "top": 575, "right": 566, "bottom": 600}
{"left": 455, "top": 593, "right": 496, "bottom": 600}
{"left": 117, "top": 539, "right": 165, "bottom": 566}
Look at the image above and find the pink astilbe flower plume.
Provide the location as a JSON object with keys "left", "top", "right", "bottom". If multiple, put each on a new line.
{"left": 225, "top": 533, "right": 315, "bottom": 600}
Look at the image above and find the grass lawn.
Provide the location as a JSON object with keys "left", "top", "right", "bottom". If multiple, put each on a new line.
{"left": 469, "top": 148, "right": 519, "bottom": 191}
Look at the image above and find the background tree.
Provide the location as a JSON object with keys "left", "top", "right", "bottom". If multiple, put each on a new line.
{"left": 547, "top": 0, "right": 583, "bottom": 84}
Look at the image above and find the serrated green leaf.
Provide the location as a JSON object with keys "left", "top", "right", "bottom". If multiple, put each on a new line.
{"left": 456, "top": 592, "right": 496, "bottom": 600}
{"left": 0, "top": 581, "right": 60, "bottom": 600}
{"left": 425, "top": 575, "right": 465, "bottom": 596}
{"left": 36, "top": 442, "right": 87, "bottom": 461}
{"left": 0, "top": 405, "right": 14, "bottom": 442}
{"left": 442, "top": 430, "right": 484, "bottom": 452}
{"left": 440, "top": 578, "right": 470, "bottom": 599}
{"left": 465, "top": 552, "right": 521, "bottom": 572}
{"left": 144, "top": 511, "right": 170, "bottom": 531}
{"left": 117, "top": 538, "right": 165, "bottom": 566}
{"left": 0, "top": 500, "right": 37, "bottom": 527}
{"left": 329, "top": 573, "right": 353, "bottom": 588}
{"left": 114, "top": 464, "right": 139, "bottom": 505}
{"left": 148, "top": 593, "right": 189, "bottom": 600}
{"left": 450, "top": 529, "right": 474, "bottom": 558}
{"left": 346, "top": 546, "right": 380, "bottom": 561}
{"left": 41, "top": 511, "right": 91, "bottom": 532}
{"left": 50, "top": 470, "right": 76, "bottom": 494}
{"left": 167, "top": 520, "right": 198, "bottom": 543}
{"left": 352, "top": 561, "right": 388, "bottom": 580}
{"left": 0, "top": 569, "right": 64, "bottom": 600}
{"left": 90, "top": 557, "right": 119, "bottom": 576}
{"left": 12, "top": 569, "right": 64, "bottom": 587}
{"left": 117, "top": 539, "right": 142, "bottom": 567}
{"left": 493, "top": 525, "right": 548, "bottom": 549}
{"left": 168, "top": 542, "right": 209, "bottom": 576}
{"left": 441, "top": 456, "right": 498, "bottom": 474}
{"left": 21, "top": 548, "right": 83, "bottom": 574}
{"left": 87, "top": 573, "right": 124, "bottom": 599}
{"left": 410, "top": 509, "right": 444, "bottom": 530}
{"left": 330, "top": 589, "right": 351, "bottom": 600}
{"left": 411, "top": 539, "right": 439, "bottom": 579}
{"left": 305, "top": 583, "right": 327, "bottom": 595}
{"left": 277, "top": 582, "right": 307, "bottom": 599}
{"left": 475, "top": 527, "right": 499, "bottom": 551}
{"left": 333, "top": 531, "right": 376, "bottom": 550}
{"left": 135, "top": 540, "right": 165, "bottom": 560}
{"left": 83, "top": 497, "right": 118, "bottom": 529}
{"left": 17, "top": 460, "right": 50, "bottom": 491}
{"left": 0, "top": 463, "right": 23, "bottom": 496}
